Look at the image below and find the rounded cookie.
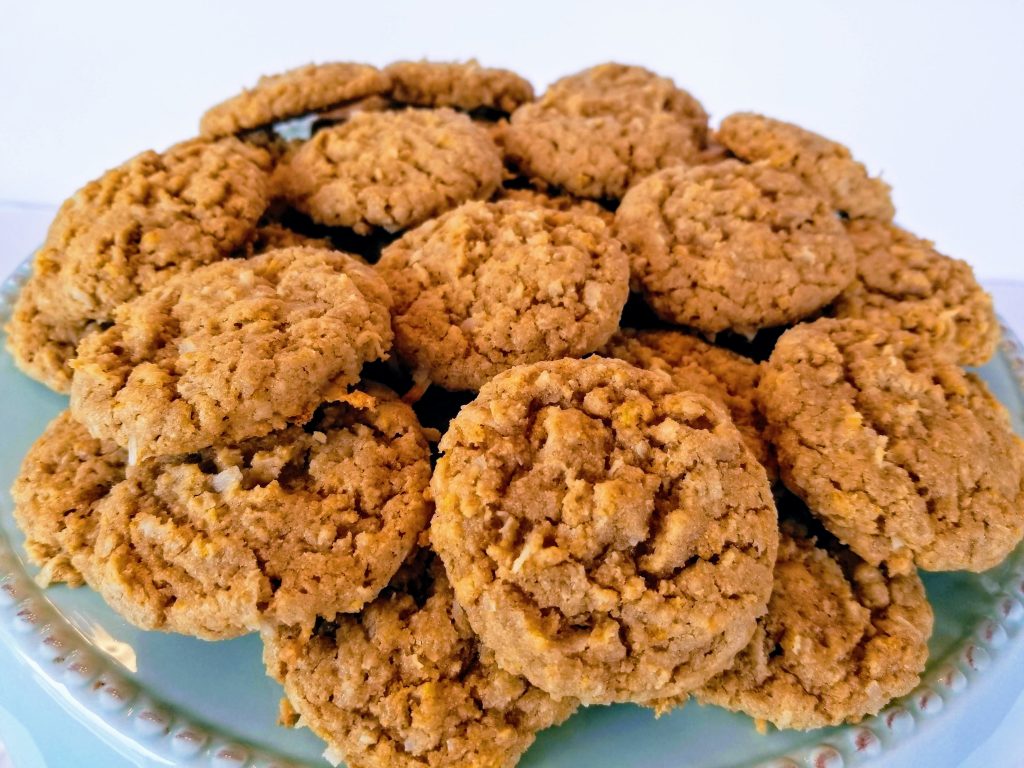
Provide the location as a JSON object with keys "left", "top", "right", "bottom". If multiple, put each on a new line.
{"left": 200, "top": 62, "right": 391, "bottom": 138}
{"left": 262, "top": 553, "right": 576, "bottom": 768}
{"left": 760, "top": 318, "right": 1024, "bottom": 573}
{"left": 601, "top": 329, "right": 774, "bottom": 477}
{"left": 431, "top": 357, "right": 778, "bottom": 704}
{"left": 281, "top": 108, "right": 502, "bottom": 234}
{"left": 697, "top": 517, "right": 933, "bottom": 729}
{"left": 715, "top": 112, "right": 894, "bottom": 221}
{"left": 503, "top": 63, "right": 708, "bottom": 199}
{"left": 376, "top": 200, "right": 629, "bottom": 391}
{"left": 617, "top": 160, "right": 856, "bottom": 335}
{"left": 833, "top": 219, "right": 998, "bottom": 366}
{"left": 385, "top": 59, "right": 534, "bottom": 114}
{"left": 71, "top": 247, "right": 392, "bottom": 459}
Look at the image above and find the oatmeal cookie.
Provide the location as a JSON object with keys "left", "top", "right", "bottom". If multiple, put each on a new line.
{"left": 200, "top": 62, "right": 391, "bottom": 138}
{"left": 431, "top": 357, "right": 778, "bottom": 704}
{"left": 697, "top": 518, "right": 932, "bottom": 729}
{"left": 495, "top": 186, "right": 614, "bottom": 224}
{"left": 715, "top": 112, "right": 894, "bottom": 221}
{"left": 71, "top": 247, "right": 392, "bottom": 459}
{"left": 248, "top": 222, "right": 336, "bottom": 254}
{"left": 833, "top": 219, "right": 998, "bottom": 366}
{"left": 263, "top": 553, "right": 576, "bottom": 768}
{"left": 385, "top": 59, "right": 534, "bottom": 114}
{"left": 377, "top": 200, "right": 629, "bottom": 391}
{"left": 618, "top": 160, "right": 856, "bottom": 335}
{"left": 281, "top": 108, "right": 502, "bottom": 234}
{"left": 760, "top": 318, "right": 1024, "bottom": 573}
{"left": 503, "top": 63, "right": 708, "bottom": 199}
{"left": 602, "top": 329, "right": 774, "bottom": 477}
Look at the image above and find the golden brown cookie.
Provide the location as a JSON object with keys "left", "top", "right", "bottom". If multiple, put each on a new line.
{"left": 248, "top": 222, "right": 336, "bottom": 254}
{"left": 71, "top": 247, "right": 392, "bottom": 460}
{"left": 200, "top": 62, "right": 391, "bottom": 138}
{"left": 697, "top": 517, "right": 933, "bottom": 729}
{"left": 385, "top": 59, "right": 534, "bottom": 114}
{"left": 280, "top": 108, "right": 502, "bottom": 234}
{"left": 15, "top": 386, "right": 432, "bottom": 639}
{"left": 601, "top": 329, "right": 774, "bottom": 477}
{"left": 262, "top": 553, "right": 576, "bottom": 768}
{"left": 495, "top": 186, "right": 615, "bottom": 224}
{"left": 376, "top": 200, "right": 629, "bottom": 391}
{"left": 760, "top": 318, "right": 1024, "bottom": 574}
{"left": 617, "top": 160, "right": 856, "bottom": 336}
{"left": 503, "top": 63, "right": 708, "bottom": 199}
{"left": 833, "top": 219, "right": 998, "bottom": 366}
{"left": 715, "top": 112, "right": 894, "bottom": 221}
{"left": 431, "top": 357, "right": 778, "bottom": 704}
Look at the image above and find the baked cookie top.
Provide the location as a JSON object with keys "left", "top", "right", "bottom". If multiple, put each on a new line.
{"left": 385, "top": 59, "right": 534, "bottom": 114}
{"left": 430, "top": 357, "right": 778, "bottom": 704}
{"left": 71, "top": 247, "right": 392, "bottom": 459}
{"left": 715, "top": 112, "right": 894, "bottom": 221}
{"left": 833, "top": 219, "right": 998, "bottom": 366}
{"left": 495, "top": 186, "right": 615, "bottom": 224}
{"left": 760, "top": 318, "right": 1024, "bottom": 574}
{"left": 200, "top": 62, "right": 391, "bottom": 138}
{"left": 601, "top": 329, "right": 774, "bottom": 478}
{"left": 248, "top": 222, "right": 336, "bottom": 254}
{"left": 503, "top": 63, "right": 708, "bottom": 199}
{"left": 281, "top": 108, "right": 502, "bottom": 234}
{"left": 697, "top": 518, "right": 932, "bottom": 729}
{"left": 263, "top": 553, "right": 576, "bottom": 768}
{"left": 376, "top": 200, "right": 629, "bottom": 391}
{"left": 617, "top": 160, "right": 856, "bottom": 335}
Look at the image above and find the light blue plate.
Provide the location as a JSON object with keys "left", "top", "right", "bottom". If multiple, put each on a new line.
{"left": 1, "top": 259, "right": 1023, "bottom": 768}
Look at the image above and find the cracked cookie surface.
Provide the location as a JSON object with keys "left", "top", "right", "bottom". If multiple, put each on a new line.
{"left": 715, "top": 112, "right": 894, "bottom": 221}
{"left": 833, "top": 219, "right": 998, "bottom": 366}
{"left": 71, "top": 247, "right": 392, "bottom": 459}
{"left": 263, "top": 553, "right": 575, "bottom": 768}
{"left": 760, "top": 318, "right": 1024, "bottom": 573}
{"left": 617, "top": 160, "right": 856, "bottom": 335}
{"left": 385, "top": 59, "right": 534, "bottom": 114}
{"left": 430, "top": 357, "right": 778, "bottom": 704}
{"left": 377, "top": 200, "right": 629, "bottom": 391}
{"left": 281, "top": 108, "right": 502, "bottom": 234}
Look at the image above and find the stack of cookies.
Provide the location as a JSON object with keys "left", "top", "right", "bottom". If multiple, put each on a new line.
{"left": 7, "top": 59, "right": 1023, "bottom": 768}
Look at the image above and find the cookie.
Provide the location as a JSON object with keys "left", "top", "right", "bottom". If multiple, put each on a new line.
{"left": 495, "top": 186, "right": 615, "bottom": 224}
{"left": 833, "top": 219, "right": 998, "bottom": 366}
{"left": 311, "top": 94, "right": 395, "bottom": 132}
{"left": 376, "top": 200, "right": 629, "bottom": 391}
{"left": 697, "top": 517, "right": 933, "bottom": 729}
{"left": 715, "top": 112, "right": 894, "bottom": 221}
{"left": 617, "top": 160, "right": 856, "bottom": 336}
{"left": 15, "top": 386, "right": 432, "bottom": 638}
{"left": 281, "top": 108, "right": 502, "bottom": 234}
{"left": 430, "top": 357, "right": 778, "bottom": 704}
{"left": 262, "top": 553, "right": 576, "bottom": 768}
{"left": 760, "top": 318, "right": 1024, "bottom": 573}
{"left": 601, "top": 329, "right": 774, "bottom": 477}
{"left": 249, "top": 222, "right": 336, "bottom": 254}
{"left": 503, "top": 63, "right": 708, "bottom": 199}
{"left": 200, "top": 62, "right": 391, "bottom": 138}
{"left": 71, "top": 247, "right": 392, "bottom": 460}
{"left": 385, "top": 59, "right": 534, "bottom": 114}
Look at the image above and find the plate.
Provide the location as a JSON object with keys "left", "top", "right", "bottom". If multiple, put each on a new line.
{"left": 2, "top": 258, "right": 1024, "bottom": 768}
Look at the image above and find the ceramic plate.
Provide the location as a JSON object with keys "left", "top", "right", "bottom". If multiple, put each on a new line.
{"left": 2, "top": 259, "right": 1024, "bottom": 768}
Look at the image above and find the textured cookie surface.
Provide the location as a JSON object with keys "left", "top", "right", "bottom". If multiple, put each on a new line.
{"left": 715, "top": 112, "right": 894, "bottom": 221}
{"left": 71, "top": 247, "right": 392, "bottom": 459}
{"left": 503, "top": 63, "right": 708, "bottom": 199}
{"left": 496, "top": 186, "right": 615, "bottom": 224}
{"left": 200, "top": 62, "right": 390, "bottom": 137}
{"left": 263, "top": 554, "right": 575, "bottom": 768}
{"left": 602, "top": 329, "right": 773, "bottom": 477}
{"left": 618, "top": 160, "right": 856, "bottom": 335}
{"left": 431, "top": 357, "right": 778, "bottom": 704}
{"left": 281, "top": 108, "right": 502, "bottom": 234}
{"left": 377, "top": 200, "right": 629, "bottom": 391}
{"left": 385, "top": 59, "right": 534, "bottom": 113}
{"left": 760, "top": 318, "right": 1024, "bottom": 573}
{"left": 833, "top": 219, "right": 998, "bottom": 366}
{"left": 698, "top": 519, "right": 932, "bottom": 729}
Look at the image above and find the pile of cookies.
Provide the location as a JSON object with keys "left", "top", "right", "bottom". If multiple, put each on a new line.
{"left": 7, "top": 58, "right": 1024, "bottom": 768}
